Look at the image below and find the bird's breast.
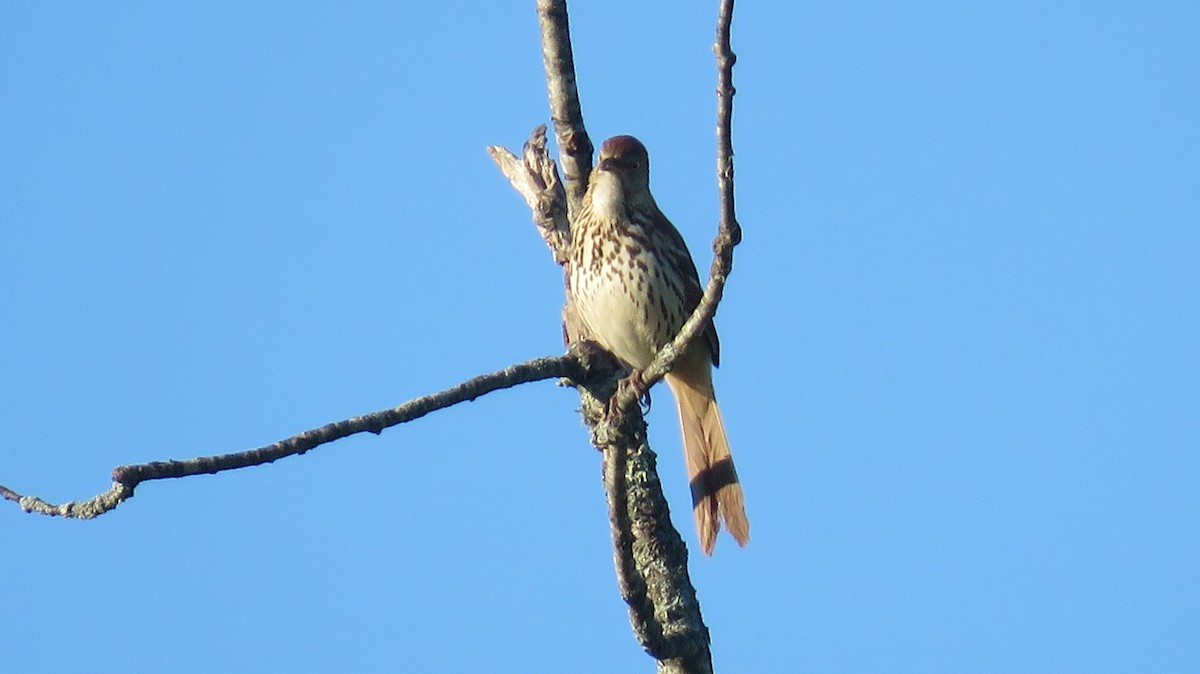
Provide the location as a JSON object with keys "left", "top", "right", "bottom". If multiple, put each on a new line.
{"left": 570, "top": 220, "right": 682, "bottom": 370}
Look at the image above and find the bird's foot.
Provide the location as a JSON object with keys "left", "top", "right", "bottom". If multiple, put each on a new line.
{"left": 609, "top": 369, "right": 652, "bottom": 417}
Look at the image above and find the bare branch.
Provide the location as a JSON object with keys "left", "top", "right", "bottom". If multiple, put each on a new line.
{"left": 536, "top": 0, "right": 594, "bottom": 219}
{"left": 0, "top": 482, "right": 131, "bottom": 520}
{"left": 613, "top": 0, "right": 741, "bottom": 415}
{"left": 714, "top": 0, "right": 741, "bottom": 247}
{"left": 1, "top": 354, "right": 583, "bottom": 519}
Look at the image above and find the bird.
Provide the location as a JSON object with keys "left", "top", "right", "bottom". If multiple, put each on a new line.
{"left": 568, "top": 134, "right": 749, "bottom": 555}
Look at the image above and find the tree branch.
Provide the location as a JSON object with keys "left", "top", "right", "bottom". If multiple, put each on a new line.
{"left": 584, "top": 379, "right": 714, "bottom": 674}
{"left": 612, "top": 0, "right": 742, "bottom": 415}
{"left": 714, "top": 0, "right": 741, "bottom": 248}
{"left": 0, "top": 354, "right": 583, "bottom": 519}
{"left": 536, "top": 0, "right": 594, "bottom": 220}
{"left": 488, "top": 125, "right": 571, "bottom": 264}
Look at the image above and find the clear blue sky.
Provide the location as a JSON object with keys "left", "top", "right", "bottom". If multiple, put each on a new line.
{"left": 3, "top": 2, "right": 1197, "bottom": 672}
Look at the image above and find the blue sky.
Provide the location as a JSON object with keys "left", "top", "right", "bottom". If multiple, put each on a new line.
{"left": 2, "top": 2, "right": 1197, "bottom": 672}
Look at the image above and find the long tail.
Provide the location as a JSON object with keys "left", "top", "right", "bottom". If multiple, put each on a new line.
{"left": 665, "top": 359, "right": 749, "bottom": 556}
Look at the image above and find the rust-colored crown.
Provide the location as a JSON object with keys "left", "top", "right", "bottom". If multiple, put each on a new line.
{"left": 599, "top": 135, "right": 648, "bottom": 162}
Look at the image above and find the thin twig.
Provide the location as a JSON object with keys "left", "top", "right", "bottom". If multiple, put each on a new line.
{"left": 614, "top": 0, "right": 741, "bottom": 413}
{"left": 1, "top": 354, "right": 583, "bottom": 519}
{"left": 714, "top": 0, "right": 741, "bottom": 247}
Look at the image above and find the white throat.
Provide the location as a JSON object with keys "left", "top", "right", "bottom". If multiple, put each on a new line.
{"left": 588, "top": 170, "right": 626, "bottom": 219}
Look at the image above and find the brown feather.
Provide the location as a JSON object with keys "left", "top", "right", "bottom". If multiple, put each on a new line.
{"left": 665, "top": 344, "right": 749, "bottom": 555}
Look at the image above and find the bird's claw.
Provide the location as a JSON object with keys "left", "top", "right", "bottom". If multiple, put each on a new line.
{"left": 608, "top": 369, "right": 652, "bottom": 417}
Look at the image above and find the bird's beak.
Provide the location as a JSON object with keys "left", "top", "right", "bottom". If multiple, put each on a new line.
{"left": 598, "top": 156, "right": 631, "bottom": 173}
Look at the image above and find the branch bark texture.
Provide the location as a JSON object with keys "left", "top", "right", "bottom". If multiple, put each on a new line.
{"left": 537, "top": 0, "right": 594, "bottom": 220}
{"left": 576, "top": 351, "right": 714, "bottom": 674}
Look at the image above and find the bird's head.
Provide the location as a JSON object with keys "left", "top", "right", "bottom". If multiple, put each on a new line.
{"left": 596, "top": 135, "right": 651, "bottom": 190}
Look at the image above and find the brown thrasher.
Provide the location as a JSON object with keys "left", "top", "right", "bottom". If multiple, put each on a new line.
{"left": 569, "top": 134, "right": 749, "bottom": 555}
